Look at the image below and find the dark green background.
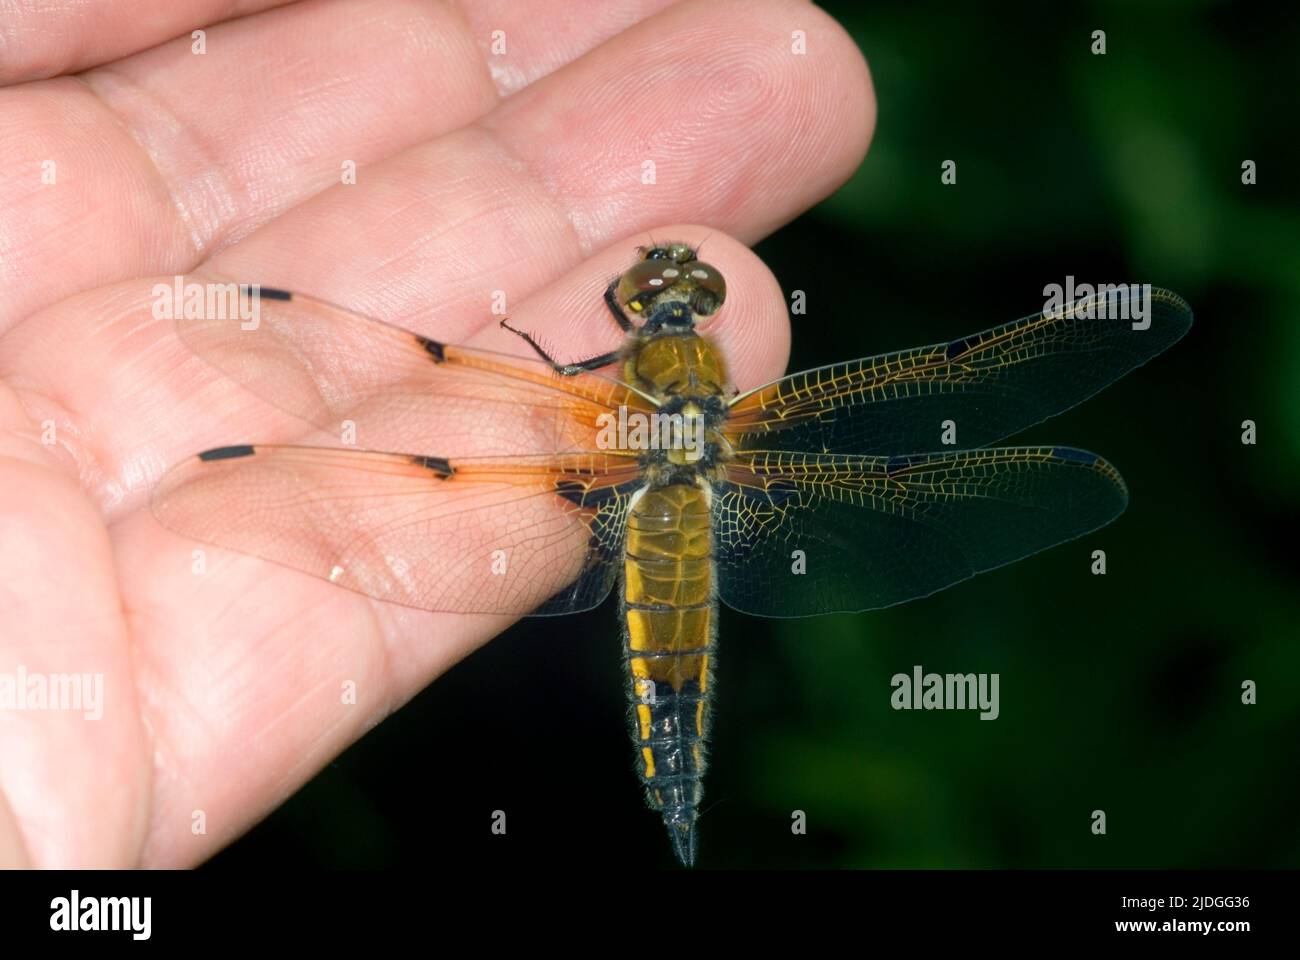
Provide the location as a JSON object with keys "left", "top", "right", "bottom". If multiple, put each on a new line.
{"left": 211, "top": 0, "right": 1300, "bottom": 870}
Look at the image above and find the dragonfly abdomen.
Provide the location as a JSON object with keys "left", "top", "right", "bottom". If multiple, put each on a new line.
{"left": 622, "top": 481, "right": 716, "bottom": 867}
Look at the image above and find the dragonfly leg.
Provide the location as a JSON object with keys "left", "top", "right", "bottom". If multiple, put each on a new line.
{"left": 499, "top": 318, "right": 620, "bottom": 376}
{"left": 604, "top": 277, "right": 635, "bottom": 331}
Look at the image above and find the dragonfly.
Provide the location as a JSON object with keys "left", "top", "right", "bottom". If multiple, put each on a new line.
{"left": 152, "top": 244, "right": 1192, "bottom": 866}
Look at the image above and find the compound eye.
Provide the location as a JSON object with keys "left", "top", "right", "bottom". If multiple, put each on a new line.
{"left": 685, "top": 260, "right": 726, "bottom": 316}
{"left": 642, "top": 243, "right": 697, "bottom": 262}
{"left": 616, "top": 259, "right": 685, "bottom": 314}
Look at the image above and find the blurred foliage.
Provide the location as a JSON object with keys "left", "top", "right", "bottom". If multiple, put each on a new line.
{"left": 211, "top": 0, "right": 1299, "bottom": 870}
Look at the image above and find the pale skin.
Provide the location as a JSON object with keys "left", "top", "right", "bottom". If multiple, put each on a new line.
{"left": 0, "top": 0, "right": 874, "bottom": 866}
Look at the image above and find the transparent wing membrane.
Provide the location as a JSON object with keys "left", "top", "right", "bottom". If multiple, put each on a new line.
{"left": 726, "top": 288, "right": 1192, "bottom": 455}
{"left": 714, "top": 447, "right": 1129, "bottom": 616}
{"left": 175, "top": 277, "right": 654, "bottom": 456}
{"left": 158, "top": 273, "right": 1189, "bottom": 624}
{"left": 152, "top": 444, "right": 641, "bottom": 616}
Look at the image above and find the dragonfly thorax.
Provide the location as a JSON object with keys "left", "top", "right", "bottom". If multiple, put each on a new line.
{"left": 626, "top": 330, "right": 729, "bottom": 398}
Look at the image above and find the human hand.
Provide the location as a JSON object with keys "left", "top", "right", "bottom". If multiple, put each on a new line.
{"left": 0, "top": 0, "right": 873, "bottom": 866}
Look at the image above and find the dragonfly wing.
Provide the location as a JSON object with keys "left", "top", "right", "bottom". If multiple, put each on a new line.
{"left": 174, "top": 276, "right": 653, "bottom": 457}
{"left": 714, "top": 447, "right": 1128, "bottom": 617}
{"left": 725, "top": 288, "right": 1192, "bottom": 454}
{"left": 152, "top": 444, "right": 642, "bottom": 616}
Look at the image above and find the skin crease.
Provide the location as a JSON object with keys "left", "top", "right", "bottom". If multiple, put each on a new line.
{"left": 0, "top": 0, "right": 875, "bottom": 867}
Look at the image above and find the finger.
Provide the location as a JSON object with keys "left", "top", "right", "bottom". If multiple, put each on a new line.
{"left": 109, "top": 227, "right": 786, "bottom": 866}
{"left": 0, "top": 785, "right": 33, "bottom": 867}
{"left": 202, "top": 0, "right": 872, "bottom": 314}
{"left": 479, "top": 0, "right": 875, "bottom": 246}
{"left": 0, "top": 0, "right": 687, "bottom": 327}
{"left": 0, "top": 0, "right": 292, "bottom": 84}
{"left": 0, "top": 0, "right": 682, "bottom": 88}
{"left": 0, "top": 392, "right": 145, "bottom": 867}
{"left": 0, "top": 0, "right": 494, "bottom": 327}
{"left": 441, "top": 0, "right": 687, "bottom": 96}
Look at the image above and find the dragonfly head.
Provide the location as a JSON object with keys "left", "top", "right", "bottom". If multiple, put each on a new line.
{"left": 616, "top": 244, "right": 726, "bottom": 333}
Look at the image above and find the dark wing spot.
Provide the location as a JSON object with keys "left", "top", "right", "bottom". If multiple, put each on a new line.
{"left": 554, "top": 478, "right": 636, "bottom": 508}
{"left": 554, "top": 479, "right": 588, "bottom": 505}
{"left": 415, "top": 335, "right": 446, "bottom": 363}
{"left": 238, "top": 285, "right": 292, "bottom": 301}
{"left": 199, "top": 444, "right": 256, "bottom": 461}
{"left": 1052, "top": 447, "right": 1098, "bottom": 466}
{"left": 410, "top": 455, "right": 454, "bottom": 477}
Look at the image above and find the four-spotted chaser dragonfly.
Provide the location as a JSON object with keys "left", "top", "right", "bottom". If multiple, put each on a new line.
{"left": 152, "top": 244, "right": 1192, "bottom": 866}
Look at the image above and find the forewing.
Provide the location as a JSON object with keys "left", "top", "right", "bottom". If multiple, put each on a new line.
{"left": 173, "top": 277, "right": 653, "bottom": 456}
{"left": 152, "top": 444, "right": 642, "bottom": 616}
{"left": 725, "top": 288, "right": 1192, "bottom": 454}
{"left": 714, "top": 447, "right": 1128, "bottom": 616}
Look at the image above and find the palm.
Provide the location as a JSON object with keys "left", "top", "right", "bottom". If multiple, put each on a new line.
{"left": 0, "top": 0, "right": 873, "bottom": 866}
